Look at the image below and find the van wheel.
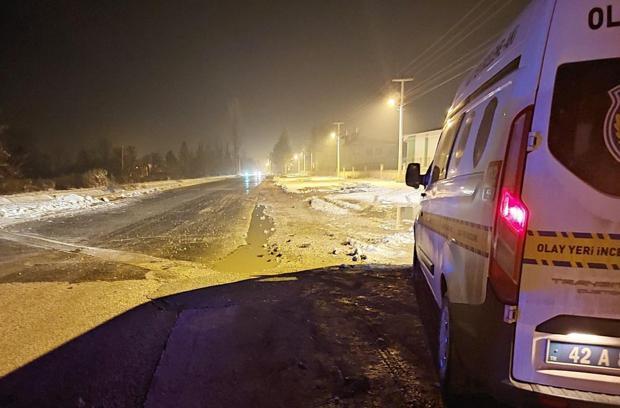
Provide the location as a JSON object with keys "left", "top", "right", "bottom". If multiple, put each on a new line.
{"left": 438, "top": 296, "right": 467, "bottom": 405}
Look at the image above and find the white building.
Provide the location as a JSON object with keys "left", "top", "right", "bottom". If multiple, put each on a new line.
{"left": 404, "top": 128, "right": 441, "bottom": 172}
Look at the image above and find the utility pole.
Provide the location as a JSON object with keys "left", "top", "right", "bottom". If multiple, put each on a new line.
{"left": 392, "top": 78, "right": 413, "bottom": 175}
{"left": 333, "top": 122, "right": 344, "bottom": 177}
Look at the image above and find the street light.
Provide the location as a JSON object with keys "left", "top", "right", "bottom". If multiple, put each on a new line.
{"left": 332, "top": 122, "right": 343, "bottom": 177}
{"left": 391, "top": 78, "right": 414, "bottom": 175}
{"left": 387, "top": 97, "right": 397, "bottom": 108}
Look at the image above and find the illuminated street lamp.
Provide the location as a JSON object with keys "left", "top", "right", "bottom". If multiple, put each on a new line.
{"left": 331, "top": 122, "right": 343, "bottom": 177}
{"left": 391, "top": 78, "right": 413, "bottom": 175}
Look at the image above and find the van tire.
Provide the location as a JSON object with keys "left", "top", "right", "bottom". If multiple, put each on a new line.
{"left": 438, "top": 295, "right": 467, "bottom": 406}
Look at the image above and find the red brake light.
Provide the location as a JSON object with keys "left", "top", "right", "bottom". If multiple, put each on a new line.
{"left": 499, "top": 189, "right": 528, "bottom": 234}
{"left": 488, "top": 105, "right": 534, "bottom": 305}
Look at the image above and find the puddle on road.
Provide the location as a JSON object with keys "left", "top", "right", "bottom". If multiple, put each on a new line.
{"left": 213, "top": 204, "right": 277, "bottom": 274}
{"left": 392, "top": 206, "right": 417, "bottom": 228}
{"left": 362, "top": 205, "right": 418, "bottom": 229}
{"left": 242, "top": 174, "right": 265, "bottom": 194}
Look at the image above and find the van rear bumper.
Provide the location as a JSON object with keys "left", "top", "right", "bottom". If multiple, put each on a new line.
{"left": 507, "top": 376, "right": 620, "bottom": 407}
{"left": 449, "top": 281, "right": 620, "bottom": 407}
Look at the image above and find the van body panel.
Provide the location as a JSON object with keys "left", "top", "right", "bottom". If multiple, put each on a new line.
{"left": 452, "top": 1, "right": 555, "bottom": 118}
{"left": 413, "top": 0, "right": 620, "bottom": 403}
{"left": 418, "top": 0, "right": 555, "bottom": 308}
{"left": 513, "top": 0, "right": 620, "bottom": 395}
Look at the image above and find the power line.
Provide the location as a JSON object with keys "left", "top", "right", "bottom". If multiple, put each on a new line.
{"left": 339, "top": 0, "right": 517, "bottom": 126}
{"left": 403, "top": 34, "right": 499, "bottom": 97}
{"left": 397, "top": 0, "right": 490, "bottom": 75}
{"left": 341, "top": 84, "right": 392, "bottom": 122}
{"left": 407, "top": 0, "right": 513, "bottom": 77}
{"left": 400, "top": 0, "right": 500, "bottom": 75}
{"left": 403, "top": 56, "right": 481, "bottom": 101}
{"left": 344, "top": 37, "right": 491, "bottom": 124}
{"left": 405, "top": 68, "right": 475, "bottom": 104}
{"left": 344, "top": 0, "right": 496, "bottom": 122}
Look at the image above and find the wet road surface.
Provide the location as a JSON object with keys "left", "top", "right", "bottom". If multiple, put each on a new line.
{"left": 1, "top": 176, "right": 262, "bottom": 277}
{"left": 0, "top": 177, "right": 444, "bottom": 407}
{"left": 0, "top": 177, "right": 265, "bottom": 378}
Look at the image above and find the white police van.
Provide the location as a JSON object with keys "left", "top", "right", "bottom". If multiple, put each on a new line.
{"left": 406, "top": 0, "right": 620, "bottom": 406}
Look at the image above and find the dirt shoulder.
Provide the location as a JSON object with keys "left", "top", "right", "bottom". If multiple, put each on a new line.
{"left": 0, "top": 266, "right": 442, "bottom": 408}
{"left": 146, "top": 266, "right": 442, "bottom": 408}
{"left": 253, "top": 178, "right": 419, "bottom": 274}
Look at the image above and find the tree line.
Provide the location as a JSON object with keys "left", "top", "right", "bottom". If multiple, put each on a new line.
{"left": 268, "top": 124, "right": 346, "bottom": 175}
{"left": 0, "top": 125, "right": 239, "bottom": 194}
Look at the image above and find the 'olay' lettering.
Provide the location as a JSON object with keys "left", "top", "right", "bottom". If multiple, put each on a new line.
{"left": 589, "top": 5, "right": 620, "bottom": 30}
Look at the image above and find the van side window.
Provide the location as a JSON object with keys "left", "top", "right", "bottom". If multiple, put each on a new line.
{"left": 448, "top": 110, "right": 475, "bottom": 174}
{"left": 430, "top": 114, "right": 463, "bottom": 184}
{"left": 472, "top": 98, "right": 498, "bottom": 167}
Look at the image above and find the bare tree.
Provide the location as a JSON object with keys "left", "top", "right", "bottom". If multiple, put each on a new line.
{"left": 228, "top": 98, "right": 241, "bottom": 173}
{"left": 269, "top": 129, "right": 292, "bottom": 174}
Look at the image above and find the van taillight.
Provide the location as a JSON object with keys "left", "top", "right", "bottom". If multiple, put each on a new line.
{"left": 499, "top": 190, "right": 528, "bottom": 234}
{"left": 489, "top": 105, "right": 534, "bottom": 305}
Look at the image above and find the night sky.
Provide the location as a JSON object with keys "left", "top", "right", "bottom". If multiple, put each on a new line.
{"left": 0, "top": 0, "right": 529, "bottom": 161}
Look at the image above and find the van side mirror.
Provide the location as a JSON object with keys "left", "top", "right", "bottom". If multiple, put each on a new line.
{"left": 405, "top": 163, "right": 423, "bottom": 188}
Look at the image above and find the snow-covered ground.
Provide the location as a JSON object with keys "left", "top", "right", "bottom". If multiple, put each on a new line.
{"left": 0, "top": 193, "right": 116, "bottom": 225}
{"left": 345, "top": 231, "right": 416, "bottom": 260}
{"left": 0, "top": 176, "right": 234, "bottom": 228}
{"left": 274, "top": 176, "right": 351, "bottom": 194}
{"left": 308, "top": 197, "right": 349, "bottom": 215}
{"left": 275, "top": 176, "right": 422, "bottom": 214}
{"left": 271, "top": 176, "right": 422, "bottom": 263}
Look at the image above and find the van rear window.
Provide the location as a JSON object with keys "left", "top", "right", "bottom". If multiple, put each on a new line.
{"left": 549, "top": 58, "right": 620, "bottom": 196}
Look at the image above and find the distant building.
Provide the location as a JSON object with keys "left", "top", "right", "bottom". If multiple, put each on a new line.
{"left": 342, "top": 138, "right": 397, "bottom": 171}
{"left": 405, "top": 129, "right": 441, "bottom": 173}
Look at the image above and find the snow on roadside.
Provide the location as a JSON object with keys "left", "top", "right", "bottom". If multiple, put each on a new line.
{"left": 323, "top": 197, "right": 364, "bottom": 211}
{"left": 0, "top": 188, "right": 169, "bottom": 227}
{"left": 0, "top": 176, "right": 236, "bottom": 228}
{"left": 275, "top": 176, "right": 350, "bottom": 194}
{"left": 281, "top": 177, "right": 422, "bottom": 215}
{"left": 308, "top": 197, "right": 349, "bottom": 215}
{"left": 347, "top": 231, "right": 415, "bottom": 261}
{"left": 0, "top": 193, "right": 115, "bottom": 226}
{"left": 328, "top": 185, "right": 421, "bottom": 206}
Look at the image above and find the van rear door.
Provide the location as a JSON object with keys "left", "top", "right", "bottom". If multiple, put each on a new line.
{"left": 513, "top": 0, "right": 620, "bottom": 397}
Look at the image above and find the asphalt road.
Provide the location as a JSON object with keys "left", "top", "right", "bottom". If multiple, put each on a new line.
{"left": 0, "top": 177, "right": 262, "bottom": 280}
{"left": 0, "top": 177, "right": 443, "bottom": 408}
{"left": 0, "top": 177, "right": 263, "bottom": 379}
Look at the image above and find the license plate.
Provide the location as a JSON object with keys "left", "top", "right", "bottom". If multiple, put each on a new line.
{"left": 546, "top": 341, "right": 620, "bottom": 371}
